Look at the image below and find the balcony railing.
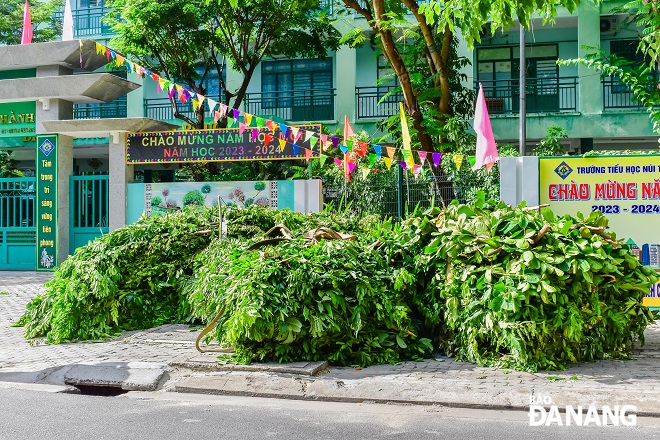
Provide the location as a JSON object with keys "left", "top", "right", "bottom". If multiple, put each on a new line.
{"left": 144, "top": 97, "right": 223, "bottom": 122}
{"left": 74, "top": 99, "right": 127, "bottom": 119}
{"left": 602, "top": 76, "right": 658, "bottom": 110}
{"left": 356, "top": 86, "right": 402, "bottom": 119}
{"left": 53, "top": 6, "right": 117, "bottom": 37}
{"left": 478, "top": 77, "right": 578, "bottom": 114}
{"left": 244, "top": 89, "right": 335, "bottom": 122}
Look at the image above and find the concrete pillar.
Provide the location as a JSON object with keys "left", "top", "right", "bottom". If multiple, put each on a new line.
{"left": 577, "top": 2, "right": 602, "bottom": 114}
{"left": 335, "top": 45, "right": 357, "bottom": 123}
{"left": 57, "top": 135, "right": 73, "bottom": 264}
{"left": 35, "top": 98, "right": 73, "bottom": 134}
{"left": 500, "top": 156, "right": 540, "bottom": 207}
{"left": 126, "top": 71, "right": 144, "bottom": 118}
{"left": 108, "top": 131, "right": 133, "bottom": 231}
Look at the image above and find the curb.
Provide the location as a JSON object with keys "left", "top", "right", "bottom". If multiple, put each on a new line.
{"left": 0, "top": 381, "right": 79, "bottom": 394}
{"left": 171, "top": 371, "right": 660, "bottom": 418}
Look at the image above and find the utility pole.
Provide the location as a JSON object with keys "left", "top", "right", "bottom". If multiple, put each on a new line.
{"left": 519, "top": 23, "right": 526, "bottom": 156}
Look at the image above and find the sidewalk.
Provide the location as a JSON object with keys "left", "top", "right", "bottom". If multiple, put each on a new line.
{"left": 1, "top": 272, "right": 659, "bottom": 415}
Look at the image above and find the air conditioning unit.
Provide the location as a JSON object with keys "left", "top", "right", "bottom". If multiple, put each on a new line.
{"left": 600, "top": 16, "right": 620, "bottom": 34}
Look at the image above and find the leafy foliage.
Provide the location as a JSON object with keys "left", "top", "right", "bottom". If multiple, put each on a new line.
{"left": 16, "top": 208, "right": 218, "bottom": 343}
{"left": 0, "top": 0, "right": 63, "bottom": 45}
{"left": 531, "top": 126, "right": 567, "bottom": 157}
{"left": 17, "top": 201, "right": 656, "bottom": 370}
{"left": 398, "top": 194, "right": 657, "bottom": 371}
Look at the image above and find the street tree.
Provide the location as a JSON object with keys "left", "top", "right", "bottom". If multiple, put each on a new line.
{"left": 340, "top": 0, "right": 581, "bottom": 153}
{"left": 105, "top": 0, "right": 341, "bottom": 129}
{"left": 0, "top": 0, "right": 63, "bottom": 45}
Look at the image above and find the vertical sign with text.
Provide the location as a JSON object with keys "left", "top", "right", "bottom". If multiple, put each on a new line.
{"left": 36, "top": 135, "right": 57, "bottom": 271}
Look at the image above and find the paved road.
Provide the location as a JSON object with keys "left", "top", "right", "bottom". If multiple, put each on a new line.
{"left": 2, "top": 389, "right": 660, "bottom": 440}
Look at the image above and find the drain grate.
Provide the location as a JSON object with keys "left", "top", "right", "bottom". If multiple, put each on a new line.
{"left": 75, "top": 385, "right": 129, "bottom": 397}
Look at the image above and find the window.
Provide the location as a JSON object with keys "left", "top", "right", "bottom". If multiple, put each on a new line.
{"left": 79, "top": 0, "right": 103, "bottom": 8}
{"left": 262, "top": 58, "right": 332, "bottom": 108}
{"left": 261, "top": 58, "right": 333, "bottom": 120}
{"left": 194, "top": 66, "right": 226, "bottom": 104}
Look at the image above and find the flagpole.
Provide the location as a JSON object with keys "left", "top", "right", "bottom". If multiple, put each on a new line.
{"left": 519, "top": 23, "right": 526, "bottom": 156}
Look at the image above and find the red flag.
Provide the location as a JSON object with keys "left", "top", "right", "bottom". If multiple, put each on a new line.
{"left": 343, "top": 115, "right": 355, "bottom": 142}
{"left": 21, "top": 0, "right": 33, "bottom": 44}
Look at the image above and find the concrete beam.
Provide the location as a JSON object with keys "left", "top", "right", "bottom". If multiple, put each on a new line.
{"left": 0, "top": 73, "right": 140, "bottom": 104}
{"left": 42, "top": 118, "right": 178, "bottom": 138}
{"left": 0, "top": 40, "right": 110, "bottom": 73}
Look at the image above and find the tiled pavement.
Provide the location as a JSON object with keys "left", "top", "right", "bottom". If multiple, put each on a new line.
{"left": 2, "top": 272, "right": 660, "bottom": 414}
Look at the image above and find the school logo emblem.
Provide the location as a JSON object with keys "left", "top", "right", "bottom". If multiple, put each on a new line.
{"left": 39, "top": 139, "right": 55, "bottom": 157}
{"left": 554, "top": 161, "right": 573, "bottom": 180}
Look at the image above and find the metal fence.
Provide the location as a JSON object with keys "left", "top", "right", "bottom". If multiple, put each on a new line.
{"left": 53, "top": 6, "right": 117, "bottom": 37}
{"left": 323, "top": 178, "right": 474, "bottom": 220}
{"left": 244, "top": 89, "right": 335, "bottom": 122}
{"left": 478, "top": 77, "right": 578, "bottom": 114}
{"left": 356, "top": 86, "right": 402, "bottom": 119}
{"left": 602, "top": 76, "right": 656, "bottom": 110}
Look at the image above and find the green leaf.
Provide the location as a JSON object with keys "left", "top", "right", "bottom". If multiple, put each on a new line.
{"left": 396, "top": 335, "right": 408, "bottom": 349}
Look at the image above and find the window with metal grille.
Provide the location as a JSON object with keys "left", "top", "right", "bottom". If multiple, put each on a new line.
{"left": 261, "top": 58, "right": 333, "bottom": 109}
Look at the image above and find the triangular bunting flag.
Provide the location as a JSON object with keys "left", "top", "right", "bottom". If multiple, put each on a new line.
{"left": 214, "top": 111, "right": 221, "bottom": 123}
{"left": 244, "top": 113, "right": 253, "bottom": 126}
{"left": 150, "top": 72, "right": 159, "bottom": 81}
{"left": 348, "top": 162, "right": 356, "bottom": 174}
{"left": 233, "top": 109, "right": 241, "bottom": 122}
{"left": 413, "top": 164, "right": 422, "bottom": 178}
{"left": 168, "top": 87, "right": 176, "bottom": 100}
{"left": 292, "top": 127, "right": 302, "bottom": 144}
{"left": 279, "top": 138, "right": 287, "bottom": 152}
{"left": 255, "top": 117, "right": 265, "bottom": 127}
{"left": 279, "top": 124, "right": 289, "bottom": 139}
{"left": 95, "top": 42, "right": 105, "bottom": 55}
{"left": 356, "top": 142, "right": 367, "bottom": 156}
{"left": 368, "top": 153, "right": 378, "bottom": 168}
{"left": 304, "top": 130, "right": 315, "bottom": 143}
{"left": 239, "top": 123, "right": 247, "bottom": 135}
{"left": 292, "top": 144, "right": 300, "bottom": 156}
{"left": 331, "top": 136, "right": 339, "bottom": 148}
{"left": 219, "top": 103, "right": 228, "bottom": 118}
{"left": 400, "top": 161, "right": 407, "bottom": 171}
{"left": 304, "top": 147, "right": 313, "bottom": 162}
{"left": 197, "top": 93, "right": 205, "bottom": 107}
{"left": 319, "top": 154, "right": 328, "bottom": 167}
{"left": 176, "top": 85, "right": 184, "bottom": 100}
{"left": 308, "top": 136, "right": 319, "bottom": 149}
{"left": 181, "top": 89, "right": 190, "bottom": 105}
{"left": 334, "top": 158, "right": 342, "bottom": 167}
{"left": 116, "top": 55, "right": 125, "bottom": 66}
{"left": 263, "top": 133, "right": 273, "bottom": 145}
{"left": 417, "top": 151, "right": 428, "bottom": 165}
{"left": 207, "top": 98, "right": 218, "bottom": 113}
{"left": 453, "top": 154, "right": 465, "bottom": 170}
{"left": 251, "top": 128, "right": 259, "bottom": 142}
{"left": 346, "top": 140, "right": 354, "bottom": 151}
{"left": 340, "top": 145, "right": 349, "bottom": 154}
{"left": 266, "top": 120, "right": 274, "bottom": 132}
{"left": 361, "top": 166, "right": 370, "bottom": 180}
{"left": 432, "top": 152, "right": 442, "bottom": 167}
{"left": 385, "top": 147, "right": 396, "bottom": 159}
{"left": 373, "top": 145, "right": 382, "bottom": 158}
{"left": 320, "top": 134, "right": 328, "bottom": 149}
{"left": 402, "top": 150, "right": 411, "bottom": 162}
{"left": 125, "top": 60, "right": 132, "bottom": 73}
{"left": 191, "top": 99, "right": 199, "bottom": 111}
{"left": 383, "top": 157, "right": 393, "bottom": 170}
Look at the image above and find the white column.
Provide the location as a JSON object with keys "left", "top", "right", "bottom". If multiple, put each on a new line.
{"left": 108, "top": 131, "right": 133, "bottom": 231}
{"left": 335, "top": 46, "right": 357, "bottom": 123}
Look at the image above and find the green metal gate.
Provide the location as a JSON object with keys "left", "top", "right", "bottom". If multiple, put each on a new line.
{"left": 70, "top": 175, "right": 109, "bottom": 254}
{"left": 0, "top": 177, "right": 36, "bottom": 270}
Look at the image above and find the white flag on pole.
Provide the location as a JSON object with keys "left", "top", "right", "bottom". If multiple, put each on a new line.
{"left": 62, "top": 0, "right": 74, "bottom": 41}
